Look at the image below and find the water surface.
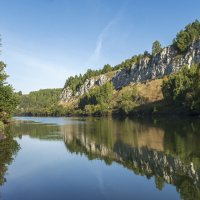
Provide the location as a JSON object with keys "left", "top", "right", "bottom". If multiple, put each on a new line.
{"left": 1, "top": 117, "right": 200, "bottom": 200}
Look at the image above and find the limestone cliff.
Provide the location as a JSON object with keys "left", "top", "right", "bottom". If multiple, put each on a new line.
{"left": 60, "top": 74, "right": 112, "bottom": 103}
{"left": 112, "top": 39, "right": 200, "bottom": 89}
{"left": 60, "top": 39, "right": 200, "bottom": 103}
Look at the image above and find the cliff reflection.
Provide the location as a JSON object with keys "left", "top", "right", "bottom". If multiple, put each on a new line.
{"left": 62, "top": 118, "right": 200, "bottom": 200}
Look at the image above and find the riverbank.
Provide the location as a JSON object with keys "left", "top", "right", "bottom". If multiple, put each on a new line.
{"left": 14, "top": 102, "right": 200, "bottom": 118}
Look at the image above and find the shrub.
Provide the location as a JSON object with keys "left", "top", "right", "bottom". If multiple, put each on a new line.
{"left": 162, "top": 64, "right": 200, "bottom": 113}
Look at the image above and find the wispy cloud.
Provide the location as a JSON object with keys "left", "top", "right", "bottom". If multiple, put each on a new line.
{"left": 86, "top": 0, "right": 129, "bottom": 68}
{"left": 87, "top": 15, "right": 121, "bottom": 67}
{"left": 93, "top": 20, "right": 115, "bottom": 61}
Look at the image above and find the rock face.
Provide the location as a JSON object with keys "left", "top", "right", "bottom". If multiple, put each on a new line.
{"left": 112, "top": 39, "right": 200, "bottom": 89}
{"left": 60, "top": 39, "right": 200, "bottom": 102}
{"left": 60, "top": 74, "right": 111, "bottom": 103}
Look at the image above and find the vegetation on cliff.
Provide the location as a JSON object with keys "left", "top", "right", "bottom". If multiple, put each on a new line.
{"left": 173, "top": 20, "right": 200, "bottom": 52}
{"left": 152, "top": 40, "right": 162, "bottom": 56}
{"left": 64, "top": 64, "right": 113, "bottom": 94}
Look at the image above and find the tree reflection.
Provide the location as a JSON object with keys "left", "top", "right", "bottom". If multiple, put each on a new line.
{"left": 8, "top": 120, "right": 62, "bottom": 140}
{"left": 0, "top": 131, "right": 20, "bottom": 185}
{"left": 0, "top": 120, "right": 62, "bottom": 187}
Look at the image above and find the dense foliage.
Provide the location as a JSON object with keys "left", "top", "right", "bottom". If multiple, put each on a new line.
{"left": 76, "top": 82, "right": 146, "bottom": 116}
{"left": 162, "top": 64, "right": 200, "bottom": 114}
{"left": 173, "top": 20, "right": 200, "bottom": 52}
{"left": 78, "top": 82, "right": 114, "bottom": 115}
{"left": 0, "top": 61, "right": 19, "bottom": 123}
{"left": 15, "top": 88, "right": 67, "bottom": 116}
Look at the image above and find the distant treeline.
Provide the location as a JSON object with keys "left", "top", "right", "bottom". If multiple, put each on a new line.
{"left": 15, "top": 88, "right": 67, "bottom": 116}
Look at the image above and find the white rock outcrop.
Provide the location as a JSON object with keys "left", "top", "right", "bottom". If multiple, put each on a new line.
{"left": 112, "top": 39, "right": 200, "bottom": 89}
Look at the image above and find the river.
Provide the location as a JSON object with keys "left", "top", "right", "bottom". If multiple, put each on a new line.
{"left": 0, "top": 116, "right": 200, "bottom": 200}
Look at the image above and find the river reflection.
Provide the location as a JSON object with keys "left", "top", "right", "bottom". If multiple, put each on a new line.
{"left": 1, "top": 117, "right": 200, "bottom": 200}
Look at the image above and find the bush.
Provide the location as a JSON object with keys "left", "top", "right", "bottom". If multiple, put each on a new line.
{"left": 162, "top": 64, "right": 200, "bottom": 114}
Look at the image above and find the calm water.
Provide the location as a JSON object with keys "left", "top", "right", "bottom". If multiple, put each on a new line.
{"left": 0, "top": 117, "right": 200, "bottom": 200}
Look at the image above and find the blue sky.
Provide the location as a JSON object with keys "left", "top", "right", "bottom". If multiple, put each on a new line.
{"left": 0, "top": 0, "right": 200, "bottom": 93}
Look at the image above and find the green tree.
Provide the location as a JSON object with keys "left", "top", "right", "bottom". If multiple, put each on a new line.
{"left": 0, "top": 60, "right": 18, "bottom": 122}
{"left": 175, "top": 31, "right": 190, "bottom": 53}
{"left": 162, "top": 64, "right": 200, "bottom": 114}
{"left": 173, "top": 20, "right": 200, "bottom": 52}
{"left": 152, "top": 40, "right": 162, "bottom": 56}
{"left": 102, "top": 64, "right": 112, "bottom": 73}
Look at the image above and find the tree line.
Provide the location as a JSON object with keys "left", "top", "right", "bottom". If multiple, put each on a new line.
{"left": 15, "top": 88, "right": 67, "bottom": 116}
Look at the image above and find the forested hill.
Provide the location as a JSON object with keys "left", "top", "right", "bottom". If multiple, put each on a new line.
{"left": 16, "top": 20, "right": 200, "bottom": 117}
{"left": 15, "top": 88, "right": 63, "bottom": 116}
